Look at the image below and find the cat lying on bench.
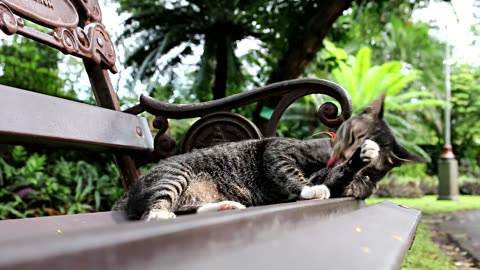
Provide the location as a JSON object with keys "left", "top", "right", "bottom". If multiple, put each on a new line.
{"left": 114, "top": 93, "right": 425, "bottom": 221}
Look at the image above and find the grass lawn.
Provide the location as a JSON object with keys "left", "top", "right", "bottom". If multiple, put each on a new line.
{"left": 366, "top": 195, "right": 480, "bottom": 270}
{"left": 367, "top": 195, "right": 480, "bottom": 215}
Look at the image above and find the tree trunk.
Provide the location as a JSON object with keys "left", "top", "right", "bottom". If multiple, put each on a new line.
{"left": 253, "top": 0, "right": 354, "bottom": 133}
{"left": 213, "top": 35, "right": 228, "bottom": 100}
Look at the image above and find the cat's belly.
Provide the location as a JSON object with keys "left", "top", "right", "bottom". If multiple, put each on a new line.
{"left": 182, "top": 181, "right": 227, "bottom": 203}
{"left": 180, "top": 180, "right": 253, "bottom": 206}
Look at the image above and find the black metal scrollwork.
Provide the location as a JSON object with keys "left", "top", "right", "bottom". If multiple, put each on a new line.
{"left": 51, "top": 23, "right": 116, "bottom": 72}
{"left": 125, "top": 78, "right": 352, "bottom": 162}
{"left": 0, "top": 2, "right": 18, "bottom": 34}
{"left": 181, "top": 112, "right": 263, "bottom": 153}
{"left": 152, "top": 115, "right": 176, "bottom": 156}
{"left": 74, "top": 0, "right": 102, "bottom": 23}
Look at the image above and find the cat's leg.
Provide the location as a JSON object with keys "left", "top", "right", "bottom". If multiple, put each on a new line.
{"left": 343, "top": 139, "right": 379, "bottom": 171}
{"left": 143, "top": 209, "right": 177, "bottom": 221}
{"left": 342, "top": 175, "right": 378, "bottom": 199}
{"left": 126, "top": 173, "right": 190, "bottom": 221}
{"left": 360, "top": 139, "right": 380, "bottom": 163}
{"left": 111, "top": 193, "right": 128, "bottom": 211}
{"left": 112, "top": 193, "right": 175, "bottom": 221}
{"left": 268, "top": 158, "right": 331, "bottom": 200}
{"left": 303, "top": 168, "right": 331, "bottom": 199}
{"left": 173, "top": 200, "right": 246, "bottom": 215}
{"left": 318, "top": 139, "right": 380, "bottom": 198}
{"left": 340, "top": 139, "right": 380, "bottom": 199}
{"left": 316, "top": 146, "right": 365, "bottom": 197}
{"left": 196, "top": 201, "right": 246, "bottom": 213}
{"left": 299, "top": 185, "right": 331, "bottom": 200}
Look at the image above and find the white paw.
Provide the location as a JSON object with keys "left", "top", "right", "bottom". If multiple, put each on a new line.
{"left": 300, "top": 185, "right": 331, "bottom": 200}
{"left": 196, "top": 201, "right": 246, "bottom": 213}
{"left": 145, "top": 209, "right": 176, "bottom": 222}
{"left": 360, "top": 139, "right": 380, "bottom": 162}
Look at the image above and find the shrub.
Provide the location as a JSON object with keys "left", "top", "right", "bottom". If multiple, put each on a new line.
{"left": 390, "top": 163, "right": 428, "bottom": 178}
{"left": 375, "top": 181, "right": 424, "bottom": 198}
{"left": 0, "top": 146, "right": 123, "bottom": 219}
{"left": 375, "top": 173, "right": 480, "bottom": 198}
{"left": 459, "top": 182, "right": 480, "bottom": 195}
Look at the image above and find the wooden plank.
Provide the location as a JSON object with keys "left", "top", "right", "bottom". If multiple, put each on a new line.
{"left": 0, "top": 85, "right": 153, "bottom": 152}
{"left": 0, "top": 198, "right": 359, "bottom": 243}
{"left": 0, "top": 211, "right": 128, "bottom": 242}
{"left": 0, "top": 199, "right": 421, "bottom": 270}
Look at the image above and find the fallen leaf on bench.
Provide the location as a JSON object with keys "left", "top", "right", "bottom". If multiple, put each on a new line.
{"left": 392, "top": 235, "right": 403, "bottom": 241}
{"left": 360, "top": 247, "right": 370, "bottom": 254}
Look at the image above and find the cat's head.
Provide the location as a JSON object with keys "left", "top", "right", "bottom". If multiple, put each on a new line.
{"left": 330, "top": 93, "right": 426, "bottom": 171}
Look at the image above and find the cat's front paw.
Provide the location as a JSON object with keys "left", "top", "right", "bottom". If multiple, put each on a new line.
{"left": 197, "top": 201, "right": 246, "bottom": 213}
{"left": 300, "top": 185, "right": 330, "bottom": 200}
{"left": 360, "top": 139, "right": 380, "bottom": 163}
{"left": 144, "top": 209, "right": 176, "bottom": 222}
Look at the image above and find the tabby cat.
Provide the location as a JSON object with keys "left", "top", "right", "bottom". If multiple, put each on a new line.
{"left": 115, "top": 94, "right": 425, "bottom": 221}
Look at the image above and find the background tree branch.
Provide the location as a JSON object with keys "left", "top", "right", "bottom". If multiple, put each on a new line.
{"left": 253, "top": 0, "right": 354, "bottom": 131}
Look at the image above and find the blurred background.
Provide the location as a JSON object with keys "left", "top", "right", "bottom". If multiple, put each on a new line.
{"left": 0, "top": 0, "right": 479, "bottom": 219}
{"left": 4, "top": 1, "right": 480, "bottom": 267}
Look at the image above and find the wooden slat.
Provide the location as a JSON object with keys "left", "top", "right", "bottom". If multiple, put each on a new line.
{"left": 0, "top": 211, "right": 128, "bottom": 242}
{"left": 0, "top": 199, "right": 421, "bottom": 270}
{"left": 0, "top": 85, "right": 153, "bottom": 152}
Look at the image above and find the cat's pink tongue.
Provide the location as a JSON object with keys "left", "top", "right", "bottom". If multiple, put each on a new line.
{"left": 327, "top": 157, "right": 337, "bottom": 169}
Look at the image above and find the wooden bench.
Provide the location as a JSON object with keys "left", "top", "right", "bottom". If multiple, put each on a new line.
{"left": 0, "top": 1, "right": 421, "bottom": 269}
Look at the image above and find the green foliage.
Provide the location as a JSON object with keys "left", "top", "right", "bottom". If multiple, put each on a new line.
{"left": 390, "top": 163, "right": 428, "bottom": 178}
{"left": 450, "top": 64, "right": 480, "bottom": 172}
{"left": 275, "top": 96, "right": 329, "bottom": 139}
{"left": 117, "top": 0, "right": 264, "bottom": 100}
{"left": 0, "top": 35, "right": 76, "bottom": 100}
{"left": 402, "top": 223, "right": 459, "bottom": 270}
{"left": 330, "top": 0, "right": 428, "bottom": 44}
{"left": 0, "top": 146, "right": 123, "bottom": 219}
{"left": 120, "top": 0, "right": 425, "bottom": 101}
{"left": 332, "top": 10, "right": 446, "bottom": 148}
{"left": 310, "top": 41, "right": 443, "bottom": 160}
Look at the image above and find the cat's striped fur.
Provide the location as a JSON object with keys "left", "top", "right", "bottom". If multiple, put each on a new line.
{"left": 115, "top": 94, "right": 425, "bottom": 220}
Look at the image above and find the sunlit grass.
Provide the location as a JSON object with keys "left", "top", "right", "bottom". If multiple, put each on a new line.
{"left": 366, "top": 195, "right": 480, "bottom": 215}
{"left": 401, "top": 223, "right": 459, "bottom": 270}
{"left": 366, "top": 195, "right": 480, "bottom": 270}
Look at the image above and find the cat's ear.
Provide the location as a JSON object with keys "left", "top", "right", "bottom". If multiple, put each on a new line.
{"left": 363, "top": 93, "right": 385, "bottom": 119}
{"left": 392, "top": 143, "right": 427, "bottom": 165}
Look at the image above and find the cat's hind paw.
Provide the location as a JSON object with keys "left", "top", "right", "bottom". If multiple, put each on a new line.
{"left": 197, "top": 201, "right": 246, "bottom": 213}
{"left": 360, "top": 139, "right": 380, "bottom": 162}
{"left": 144, "top": 209, "right": 176, "bottom": 222}
{"left": 300, "top": 185, "right": 330, "bottom": 200}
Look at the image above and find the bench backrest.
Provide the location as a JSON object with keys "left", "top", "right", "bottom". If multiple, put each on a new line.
{"left": 0, "top": 0, "right": 153, "bottom": 188}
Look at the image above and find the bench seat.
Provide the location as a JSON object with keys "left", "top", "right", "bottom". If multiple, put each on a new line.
{"left": 0, "top": 198, "right": 421, "bottom": 270}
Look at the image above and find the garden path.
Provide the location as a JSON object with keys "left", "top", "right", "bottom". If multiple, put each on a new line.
{"left": 438, "top": 209, "right": 480, "bottom": 266}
